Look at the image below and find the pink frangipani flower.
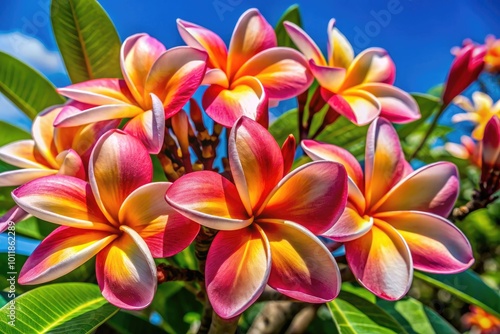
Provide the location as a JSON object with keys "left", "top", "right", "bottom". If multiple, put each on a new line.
{"left": 12, "top": 130, "right": 199, "bottom": 309}
{"left": 284, "top": 19, "right": 419, "bottom": 126}
{"left": 56, "top": 34, "right": 208, "bottom": 153}
{"left": 0, "top": 102, "right": 118, "bottom": 232}
{"left": 177, "top": 9, "right": 313, "bottom": 127}
{"left": 302, "top": 117, "right": 474, "bottom": 300}
{"left": 166, "top": 117, "right": 348, "bottom": 318}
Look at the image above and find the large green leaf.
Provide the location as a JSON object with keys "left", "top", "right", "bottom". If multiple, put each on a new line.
{"left": 327, "top": 291, "right": 407, "bottom": 334}
{"left": 275, "top": 5, "right": 302, "bottom": 49}
{"left": 13, "top": 217, "right": 58, "bottom": 240}
{"left": 316, "top": 116, "right": 368, "bottom": 159}
{"left": 377, "top": 298, "right": 458, "bottom": 334}
{"left": 0, "top": 283, "right": 118, "bottom": 333}
{"left": 0, "top": 52, "right": 65, "bottom": 119}
{"left": 0, "top": 121, "right": 30, "bottom": 146}
{"left": 105, "top": 311, "right": 168, "bottom": 334}
{"left": 397, "top": 93, "right": 441, "bottom": 139}
{"left": 341, "top": 283, "right": 457, "bottom": 334}
{"left": 51, "top": 0, "right": 122, "bottom": 83}
{"left": 269, "top": 108, "right": 300, "bottom": 146}
{"left": 415, "top": 270, "right": 500, "bottom": 318}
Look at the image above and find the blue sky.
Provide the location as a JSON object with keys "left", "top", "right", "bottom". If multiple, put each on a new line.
{"left": 0, "top": 0, "right": 498, "bottom": 128}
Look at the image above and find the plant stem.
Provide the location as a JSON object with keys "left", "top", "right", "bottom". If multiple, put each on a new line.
{"left": 156, "top": 264, "right": 203, "bottom": 283}
{"left": 409, "top": 103, "right": 446, "bottom": 161}
{"left": 208, "top": 313, "right": 240, "bottom": 334}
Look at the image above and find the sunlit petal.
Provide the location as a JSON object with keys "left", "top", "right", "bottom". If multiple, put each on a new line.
{"left": 206, "top": 225, "right": 270, "bottom": 319}
{"left": 345, "top": 219, "right": 412, "bottom": 300}
{"left": 323, "top": 207, "right": 373, "bottom": 242}
{"left": 376, "top": 211, "right": 474, "bottom": 273}
{"left": 165, "top": 171, "right": 252, "bottom": 230}
{"left": 261, "top": 221, "right": 341, "bottom": 302}
{"left": 19, "top": 226, "right": 115, "bottom": 284}
{"left": 342, "top": 48, "right": 395, "bottom": 89}
{"left": 283, "top": 21, "right": 326, "bottom": 66}
{"left": 309, "top": 61, "right": 346, "bottom": 93}
{"left": 327, "top": 19, "right": 354, "bottom": 69}
{"left": 57, "top": 79, "right": 134, "bottom": 105}
{"left": 96, "top": 225, "right": 157, "bottom": 310}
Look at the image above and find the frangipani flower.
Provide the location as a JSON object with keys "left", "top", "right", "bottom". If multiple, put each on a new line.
{"left": 12, "top": 130, "right": 199, "bottom": 309}
{"left": 166, "top": 117, "right": 347, "bottom": 318}
{"left": 284, "top": 19, "right": 419, "bottom": 126}
{"left": 302, "top": 118, "right": 474, "bottom": 300}
{"left": 485, "top": 37, "right": 500, "bottom": 72}
{"left": 0, "top": 103, "right": 118, "bottom": 232}
{"left": 444, "top": 135, "right": 481, "bottom": 167}
{"left": 177, "top": 9, "right": 313, "bottom": 127}
{"left": 452, "top": 92, "right": 500, "bottom": 140}
{"left": 56, "top": 34, "right": 208, "bottom": 153}
{"left": 443, "top": 43, "right": 486, "bottom": 106}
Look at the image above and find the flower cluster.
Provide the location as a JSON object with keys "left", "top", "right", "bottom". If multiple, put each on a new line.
{"left": 0, "top": 7, "right": 483, "bottom": 322}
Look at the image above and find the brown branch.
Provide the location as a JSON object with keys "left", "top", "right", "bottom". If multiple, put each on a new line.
{"left": 284, "top": 304, "right": 321, "bottom": 334}
{"left": 156, "top": 264, "right": 203, "bottom": 284}
{"left": 247, "top": 302, "right": 307, "bottom": 334}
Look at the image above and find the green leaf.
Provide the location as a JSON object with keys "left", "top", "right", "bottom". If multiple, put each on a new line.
{"left": 0, "top": 283, "right": 118, "bottom": 333}
{"left": 316, "top": 116, "right": 368, "bottom": 159}
{"left": 14, "top": 217, "right": 58, "bottom": 240}
{"left": 106, "top": 311, "right": 168, "bottom": 334}
{"left": 275, "top": 5, "right": 302, "bottom": 49}
{"left": 397, "top": 93, "right": 441, "bottom": 139}
{"left": 0, "top": 52, "right": 65, "bottom": 119}
{"left": 415, "top": 270, "right": 500, "bottom": 318}
{"left": 51, "top": 0, "right": 122, "bottom": 83}
{"left": 0, "top": 121, "right": 30, "bottom": 146}
{"left": 377, "top": 298, "right": 459, "bottom": 334}
{"left": 327, "top": 291, "right": 408, "bottom": 334}
{"left": 342, "top": 282, "right": 458, "bottom": 334}
{"left": 269, "top": 108, "right": 299, "bottom": 146}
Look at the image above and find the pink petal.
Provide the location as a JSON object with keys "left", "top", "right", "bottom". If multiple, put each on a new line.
{"left": 229, "top": 116, "right": 284, "bottom": 215}
{"left": 203, "top": 68, "right": 229, "bottom": 86}
{"left": 236, "top": 47, "right": 312, "bottom": 100}
{"left": 322, "top": 207, "right": 373, "bottom": 242}
{"left": 371, "top": 162, "right": 459, "bottom": 217}
{"left": 145, "top": 46, "right": 207, "bottom": 118}
{"left": 0, "top": 169, "right": 58, "bottom": 187}
{"left": 376, "top": 211, "right": 474, "bottom": 273}
{"left": 206, "top": 225, "right": 270, "bottom": 319}
{"left": 32, "top": 105, "right": 63, "bottom": 166}
{"left": 202, "top": 76, "right": 268, "bottom": 128}
{"left": 89, "top": 130, "right": 152, "bottom": 224}
{"left": 57, "top": 79, "right": 134, "bottom": 105}
{"left": 0, "top": 206, "right": 29, "bottom": 233}
{"left": 345, "top": 220, "right": 413, "bottom": 300}
{"left": 364, "top": 118, "right": 406, "bottom": 209}
{"left": 261, "top": 221, "right": 341, "bottom": 302}
{"left": 120, "top": 182, "right": 199, "bottom": 258}
{"left": 281, "top": 134, "right": 296, "bottom": 175}
{"left": 177, "top": 19, "right": 228, "bottom": 71}
{"left": 301, "top": 139, "right": 364, "bottom": 189}
{"left": 12, "top": 175, "right": 110, "bottom": 229}
{"left": 482, "top": 116, "right": 500, "bottom": 180}
{"left": 123, "top": 94, "right": 165, "bottom": 154}
{"left": 121, "top": 34, "right": 166, "bottom": 104}
{"left": 165, "top": 171, "right": 252, "bottom": 230}
{"left": 324, "top": 89, "right": 381, "bottom": 125}
{"left": 309, "top": 60, "right": 346, "bottom": 93}
{"left": 357, "top": 83, "right": 420, "bottom": 124}
{"left": 259, "top": 161, "right": 348, "bottom": 235}
{"left": 96, "top": 225, "right": 157, "bottom": 310}
{"left": 227, "top": 8, "right": 277, "bottom": 78}
{"left": 283, "top": 21, "right": 327, "bottom": 66}
{"left": 321, "top": 89, "right": 358, "bottom": 124}
{"left": 342, "top": 48, "right": 395, "bottom": 89}
{"left": 19, "top": 226, "right": 116, "bottom": 284}
{"left": 54, "top": 103, "right": 144, "bottom": 128}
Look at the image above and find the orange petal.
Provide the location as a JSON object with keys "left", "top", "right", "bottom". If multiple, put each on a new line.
{"left": 327, "top": 19, "right": 354, "bottom": 69}
{"left": 283, "top": 21, "right": 326, "bottom": 66}
{"left": 342, "top": 48, "right": 395, "bottom": 89}
{"left": 322, "top": 207, "right": 373, "bottom": 242}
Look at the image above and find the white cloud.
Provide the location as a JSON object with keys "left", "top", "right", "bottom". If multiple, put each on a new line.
{"left": 0, "top": 95, "right": 31, "bottom": 132}
{"left": 0, "top": 31, "right": 64, "bottom": 74}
